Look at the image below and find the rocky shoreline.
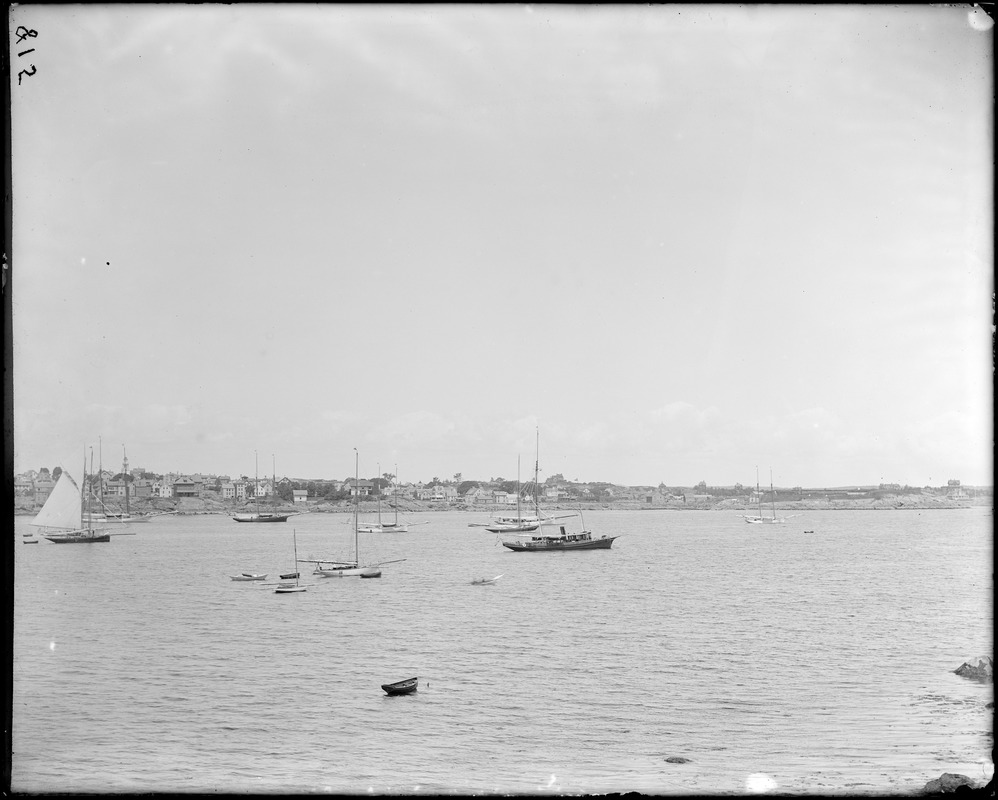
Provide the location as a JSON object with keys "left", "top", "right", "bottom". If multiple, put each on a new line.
{"left": 13, "top": 493, "right": 987, "bottom": 516}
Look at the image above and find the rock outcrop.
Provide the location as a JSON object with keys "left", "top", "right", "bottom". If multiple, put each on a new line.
{"left": 953, "top": 656, "right": 993, "bottom": 682}
{"left": 922, "top": 773, "right": 976, "bottom": 794}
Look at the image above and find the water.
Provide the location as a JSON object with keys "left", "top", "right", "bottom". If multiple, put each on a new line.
{"left": 12, "top": 508, "right": 994, "bottom": 794}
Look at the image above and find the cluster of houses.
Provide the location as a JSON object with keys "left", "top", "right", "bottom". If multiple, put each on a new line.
{"left": 14, "top": 466, "right": 986, "bottom": 508}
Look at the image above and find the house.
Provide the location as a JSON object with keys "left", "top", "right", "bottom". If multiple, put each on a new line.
{"left": 221, "top": 482, "right": 236, "bottom": 500}
{"left": 462, "top": 486, "right": 489, "bottom": 504}
{"left": 345, "top": 479, "right": 374, "bottom": 497}
{"left": 292, "top": 489, "right": 309, "bottom": 503}
{"left": 33, "top": 476, "right": 56, "bottom": 505}
{"left": 173, "top": 477, "right": 203, "bottom": 498}
{"left": 131, "top": 479, "right": 153, "bottom": 498}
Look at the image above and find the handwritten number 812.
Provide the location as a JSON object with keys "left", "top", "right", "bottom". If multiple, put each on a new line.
{"left": 15, "top": 26, "right": 38, "bottom": 85}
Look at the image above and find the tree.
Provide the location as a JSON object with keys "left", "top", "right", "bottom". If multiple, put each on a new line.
{"left": 39, "top": 467, "right": 50, "bottom": 478}
{"left": 52, "top": 466, "right": 62, "bottom": 480}
{"left": 453, "top": 472, "right": 462, "bottom": 485}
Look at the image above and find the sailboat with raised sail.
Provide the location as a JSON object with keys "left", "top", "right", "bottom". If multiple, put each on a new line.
{"left": 233, "top": 451, "right": 293, "bottom": 523}
{"left": 303, "top": 450, "right": 405, "bottom": 577}
{"left": 32, "top": 449, "right": 111, "bottom": 544}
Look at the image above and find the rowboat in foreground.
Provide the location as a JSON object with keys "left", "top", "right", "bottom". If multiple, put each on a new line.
{"left": 230, "top": 573, "right": 268, "bottom": 581}
{"left": 381, "top": 677, "right": 418, "bottom": 696}
{"left": 471, "top": 574, "right": 503, "bottom": 585}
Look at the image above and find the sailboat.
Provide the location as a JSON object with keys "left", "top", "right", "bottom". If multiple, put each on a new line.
{"left": 304, "top": 450, "right": 405, "bottom": 577}
{"left": 470, "top": 429, "right": 573, "bottom": 533}
{"left": 274, "top": 530, "right": 310, "bottom": 593}
{"left": 743, "top": 468, "right": 789, "bottom": 524}
{"left": 233, "top": 452, "right": 293, "bottom": 522}
{"left": 358, "top": 464, "right": 425, "bottom": 533}
{"left": 31, "top": 450, "right": 111, "bottom": 544}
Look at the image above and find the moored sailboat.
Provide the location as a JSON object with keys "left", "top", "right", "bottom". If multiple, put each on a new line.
{"left": 304, "top": 450, "right": 405, "bottom": 577}
{"left": 275, "top": 530, "right": 310, "bottom": 593}
{"left": 233, "top": 452, "right": 293, "bottom": 523}
{"left": 471, "top": 429, "right": 574, "bottom": 533}
{"left": 357, "top": 464, "right": 425, "bottom": 533}
{"left": 742, "top": 468, "right": 793, "bottom": 524}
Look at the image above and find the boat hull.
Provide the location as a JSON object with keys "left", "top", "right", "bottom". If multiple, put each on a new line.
{"left": 317, "top": 567, "right": 366, "bottom": 577}
{"left": 230, "top": 573, "right": 268, "bottom": 581}
{"left": 274, "top": 584, "right": 307, "bottom": 593}
{"left": 358, "top": 523, "right": 409, "bottom": 533}
{"left": 233, "top": 514, "right": 292, "bottom": 523}
{"left": 502, "top": 535, "right": 617, "bottom": 552}
{"left": 381, "top": 677, "right": 418, "bottom": 695}
{"left": 485, "top": 523, "right": 539, "bottom": 534}
{"left": 44, "top": 532, "right": 111, "bottom": 544}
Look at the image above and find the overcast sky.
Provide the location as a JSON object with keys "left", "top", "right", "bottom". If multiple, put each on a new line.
{"left": 10, "top": 4, "right": 994, "bottom": 488}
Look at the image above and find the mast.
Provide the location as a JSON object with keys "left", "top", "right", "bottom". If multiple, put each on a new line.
{"left": 254, "top": 450, "right": 259, "bottom": 515}
{"left": 98, "top": 436, "right": 104, "bottom": 515}
{"left": 533, "top": 427, "right": 540, "bottom": 518}
{"left": 394, "top": 464, "right": 399, "bottom": 526}
{"left": 769, "top": 468, "right": 777, "bottom": 521}
{"left": 376, "top": 462, "right": 382, "bottom": 526}
{"left": 516, "top": 455, "right": 522, "bottom": 521}
{"left": 82, "top": 447, "right": 88, "bottom": 530}
{"left": 756, "top": 466, "right": 762, "bottom": 518}
{"left": 123, "top": 445, "right": 130, "bottom": 516}
{"left": 293, "top": 528, "right": 300, "bottom": 586}
{"left": 353, "top": 449, "right": 360, "bottom": 565}
{"left": 273, "top": 454, "right": 276, "bottom": 507}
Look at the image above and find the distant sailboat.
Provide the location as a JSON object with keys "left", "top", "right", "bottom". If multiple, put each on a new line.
{"left": 357, "top": 464, "right": 425, "bottom": 533}
{"left": 233, "top": 452, "right": 293, "bottom": 523}
{"left": 470, "top": 429, "right": 573, "bottom": 533}
{"left": 743, "top": 468, "right": 790, "bottom": 524}
{"left": 305, "top": 450, "right": 405, "bottom": 577}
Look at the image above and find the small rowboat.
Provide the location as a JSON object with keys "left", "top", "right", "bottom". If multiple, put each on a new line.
{"left": 230, "top": 573, "right": 268, "bottom": 581}
{"left": 274, "top": 582, "right": 308, "bottom": 594}
{"left": 360, "top": 568, "right": 382, "bottom": 579}
{"left": 280, "top": 572, "right": 300, "bottom": 580}
{"left": 381, "top": 677, "right": 418, "bottom": 696}
{"left": 471, "top": 574, "right": 503, "bottom": 585}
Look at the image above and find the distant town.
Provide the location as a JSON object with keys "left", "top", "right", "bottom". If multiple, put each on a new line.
{"left": 13, "top": 463, "right": 992, "bottom": 513}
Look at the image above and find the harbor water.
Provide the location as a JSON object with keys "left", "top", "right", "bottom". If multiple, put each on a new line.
{"left": 11, "top": 508, "right": 994, "bottom": 794}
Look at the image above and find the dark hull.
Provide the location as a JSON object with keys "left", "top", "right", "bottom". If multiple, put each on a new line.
{"left": 233, "top": 514, "right": 292, "bottom": 523}
{"left": 502, "top": 535, "right": 617, "bottom": 552}
{"left": 44, "top": 533, "right": 111, "bottom": 544}
{"left": 382, "top": 677, "right": 418, "bottom": 695}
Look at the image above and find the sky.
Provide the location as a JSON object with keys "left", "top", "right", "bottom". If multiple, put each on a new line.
{"left": 9, "top": 4, "right": 994, "bottom": 489}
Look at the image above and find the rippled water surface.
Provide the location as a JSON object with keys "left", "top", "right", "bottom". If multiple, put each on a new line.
{"left": 12, "top": 508, "right": 994, "bottom": 794}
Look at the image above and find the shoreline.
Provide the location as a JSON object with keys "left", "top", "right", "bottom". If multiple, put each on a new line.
{"left": 13, "top": 497, "right": 988, "bottom": 517}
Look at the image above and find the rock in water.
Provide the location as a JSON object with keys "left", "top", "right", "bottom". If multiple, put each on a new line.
{"left": 664, "top": 756, "right": 692, "bottom": 764}
{"left": 953, "top": 656, "right": 993, "bottom": 682}
{"left": 922, "top": 773, "right": 976, "bottom": 794}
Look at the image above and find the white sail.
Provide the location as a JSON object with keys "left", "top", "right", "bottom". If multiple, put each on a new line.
{"left": 31, "top": 471, "right": 82, "bottom": 530}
